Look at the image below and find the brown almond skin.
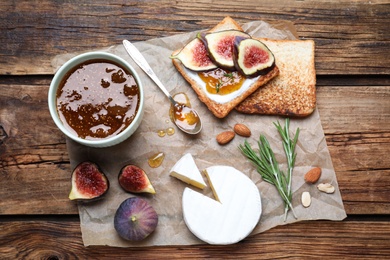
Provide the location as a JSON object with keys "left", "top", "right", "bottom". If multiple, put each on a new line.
{"left": 234, "top": 123, "right": 251, "bottom": 137}
{"left": 304, "top": 167, "right": 322, "bottom": 184}
{"left": 216, "top": 131, "right": 235, "bottom": 145}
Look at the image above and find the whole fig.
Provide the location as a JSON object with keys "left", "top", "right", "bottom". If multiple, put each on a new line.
{"left": 114, "top": 197, "right": 158, "bottom": 241}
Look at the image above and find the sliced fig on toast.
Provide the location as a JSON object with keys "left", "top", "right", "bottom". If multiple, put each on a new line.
{"left": 69, "top": 161, "right": 109, "bottom": 202}
{"left": 170, "top": 38, "right": 217, "bottom": 71}
{"left": 233, "top": 37, "right": 275, "bottom": 78}
{"left": 198, "top": 30, "right": 251, "bottom": 71}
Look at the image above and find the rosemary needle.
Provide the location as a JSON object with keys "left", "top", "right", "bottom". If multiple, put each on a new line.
{"left": 239, "top": 118, "right": 299, "bottom": 221}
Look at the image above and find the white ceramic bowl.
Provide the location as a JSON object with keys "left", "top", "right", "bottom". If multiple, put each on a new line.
{"left": 48, "top": 51, "right": 144, "bottom": 148}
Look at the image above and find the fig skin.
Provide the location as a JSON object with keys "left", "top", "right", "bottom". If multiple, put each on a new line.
{"left": 198, "top": 30, "right": 251, "bottom": 71}
{"left": 68, "top": 161, "right": 109, "bottom": 202}
{"left": 118, "top": 164, "right": 156, "bottom": 194}
{"left": 114, "top": 197, "right": 158, "bottom": 241}
{"left": 233, "top": 37, "right": 276, "bottom": 78}
{"left": 170, "top": 38, "right": 217, "bottom": 72}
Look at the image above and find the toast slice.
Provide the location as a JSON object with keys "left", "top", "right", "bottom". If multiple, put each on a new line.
{"left": 171, "top": 17, "right": 279, "bottom": 118}
{"left": 235, "top": 39, "right": 316, "bottom": 117}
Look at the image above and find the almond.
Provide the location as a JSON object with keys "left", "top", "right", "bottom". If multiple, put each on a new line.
{"left": 304, "top": 167, "right": 321, "bottom": 184}
{"left": 233, "top": 123, "right": 251, "bottom": 137}
{"left": 301, "top": 191, "right": 311, "bottom": 208}
{"left": 216, "top": 131, "right": 235, "bottom": 145}
{"left": 317, "top": 183, "right": 335, "bottom": 194}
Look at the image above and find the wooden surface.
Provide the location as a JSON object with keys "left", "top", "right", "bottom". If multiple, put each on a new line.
{"left": 1, "top": 0, "right": 389, "bottom": 259}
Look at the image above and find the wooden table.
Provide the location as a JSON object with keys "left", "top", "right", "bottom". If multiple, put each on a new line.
{"left": 1, "top": 1, "right": 389, "bottom": 258}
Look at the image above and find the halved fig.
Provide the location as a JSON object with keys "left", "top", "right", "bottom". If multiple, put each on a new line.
{"left": 114, "top": 197, "right": 158, "bottom": 241}
{"left": 170, "top": 38, "right": 217, "bottom": 71}
{"left": 233, "top": 37, "right": 275, "bottom": 78}
{"left": 198, "top": 30, "right": 251, "bottom": 71}
{"left": 118, "top": 164, "right": 156, "bottom": 194}
{"left": 69, "top": 161, "right": 109, "bottom": 201}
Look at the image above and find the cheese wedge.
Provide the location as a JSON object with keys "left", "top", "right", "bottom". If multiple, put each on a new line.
{"left": 169, "top": 153, "right": 207, "bottom": 189}
{"left": 182, "top": 165, "right": 262, "bottom": 245}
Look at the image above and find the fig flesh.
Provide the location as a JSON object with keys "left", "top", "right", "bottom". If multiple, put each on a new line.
{"left": 69, "top": 161, "right": 109, "bottom": 201}
{"left": 114, "top": 197, "right": 158, "bottom": 241}
{"left": 118, "top": 164, "right": 156, "bottom": 194}
{"left": 199, "top": 30, "right": 251, "bottom": 71}
{"left": 233, "top": 37, "right": 275, "bottom": 78}
{"left": 170, "top": 38, "right": 217, "bottom": 71}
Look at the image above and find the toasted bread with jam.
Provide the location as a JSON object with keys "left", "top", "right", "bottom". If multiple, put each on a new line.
{"left": 171, "top": 17, "right": 316, "bottom": 118}
{"left": 171, "top": 17, "right": 279, "bottom": 118}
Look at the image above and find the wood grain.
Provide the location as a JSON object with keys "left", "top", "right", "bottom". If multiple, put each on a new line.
{"left": 0, "top": 0, "right": 389, "bottom": 75}
{"left": 1, "top": 78, "right": 389, "bottom": 215}
{"left": 1, "top": 218, "right": 389, "bottom": 259}
{"left": 0, "top": 1, "right": 389, "bottom": 258}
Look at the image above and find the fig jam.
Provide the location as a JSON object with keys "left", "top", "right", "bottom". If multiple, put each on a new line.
{"left": 173, "top": 103, "right": 199, "bottom": 131}
{"left": 56, "top": 59, "right": 140, "bottom": 140}
{"left": 148, "top": 152, "right": 165, "bottom": 168}
{"left": 198, "top": 68, "right": 245, "bottom": 95}
{"left": 169, "top": 92, "right": 200, "bottom": 132}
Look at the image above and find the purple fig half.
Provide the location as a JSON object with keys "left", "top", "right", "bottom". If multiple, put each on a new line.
{"left": 170, "top": 38, "right": 217, "bottom": 71}
{"left": 233, "top": 37, "right": 275, "bottom": 78}
{"left": 198, "top": 29, "right": 251, "bottom": 71}
{"left": 118, "top": 164, "right": 156, "bottom": 194}
{"left": 68, "top": 161, "right": 109, "bottom": 202}
{"left": 114, "top": 197, "right": 158, "bottom": 241}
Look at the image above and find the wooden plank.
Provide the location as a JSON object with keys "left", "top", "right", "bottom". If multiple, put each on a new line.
{"left": 0, "top": 219, "right": 389, "bottom": 258}
{"left": 0, "top": 80, "right": 389, "bottom": 215}
{"left": 317, "top": 85, "right": 390, "bottom": 133}
{"left": 0, "top": 1, "right": 389, "bottom": 75}
{"left": 317, "top": 85, "right": 390, "bottom": 214}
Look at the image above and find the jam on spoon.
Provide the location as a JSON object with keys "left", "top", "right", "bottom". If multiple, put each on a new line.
{"left": 123, "top": 40, "right": 202, "bottom": 135}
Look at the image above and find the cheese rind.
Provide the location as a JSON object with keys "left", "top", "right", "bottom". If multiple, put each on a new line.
{"left": 182, "top": 165, "right": 262, "bottom": 245}
{"left": 169, "top": 153, "right": 207, "bottom": 189}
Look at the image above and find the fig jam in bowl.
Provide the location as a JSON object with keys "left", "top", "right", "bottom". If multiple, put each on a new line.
{"left": 48, "top": 52, "right": 144, "bottom": 148}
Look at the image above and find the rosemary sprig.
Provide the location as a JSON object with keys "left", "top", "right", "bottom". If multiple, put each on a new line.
{"left": 223, "top": 72, "right": 234, "bottom": 79}
{"left": 215, "top": 81, "right": 222, "bottom": 93}
{"left": 274, "top": 119, "right": 300, "bottom": 219}
{"left": 215, "top": 73, "right": 235, "bottom": 93}
{"left": 239, "top": 118, "right": 299, "bottom": 221}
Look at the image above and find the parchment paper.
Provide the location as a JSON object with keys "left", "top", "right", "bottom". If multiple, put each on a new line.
{"left": 52, "top": 20, "right": 346, "bottom": 247}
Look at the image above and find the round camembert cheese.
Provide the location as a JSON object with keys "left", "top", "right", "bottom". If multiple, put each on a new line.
{"left": 169, "top": 153, "right": 207, "bottom": 189}
{"left": 182, "top": 165, "right": 262, "bottom": 245}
